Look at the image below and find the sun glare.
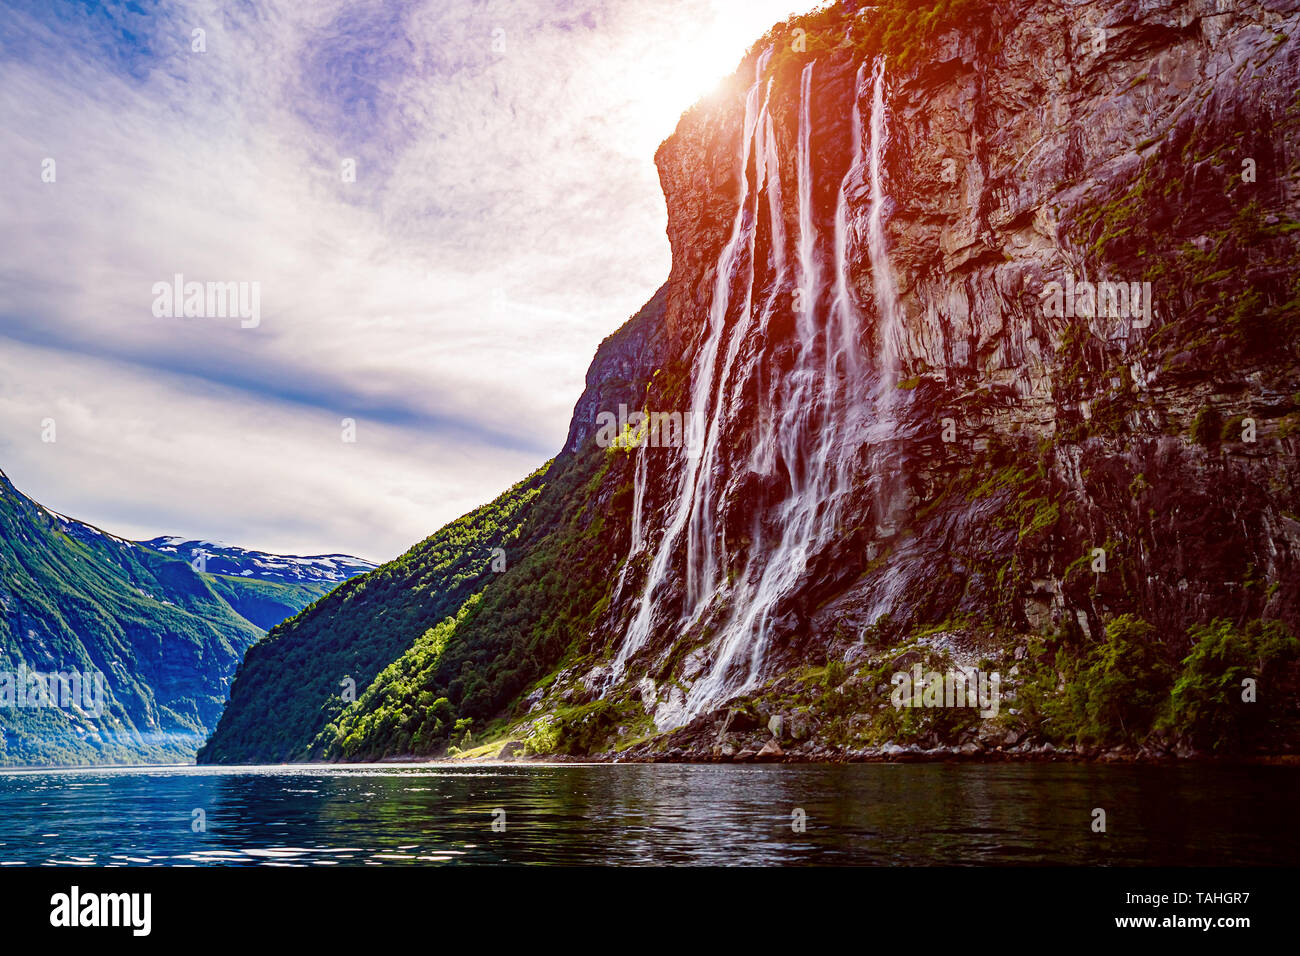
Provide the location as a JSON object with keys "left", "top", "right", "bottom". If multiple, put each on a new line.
{"left": 625, "top": 2, "right": 810, "bottom": 151}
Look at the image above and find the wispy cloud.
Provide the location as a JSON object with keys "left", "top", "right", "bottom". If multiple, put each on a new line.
{"left": 0, "top": 0, "right": 809, "bottom": 560}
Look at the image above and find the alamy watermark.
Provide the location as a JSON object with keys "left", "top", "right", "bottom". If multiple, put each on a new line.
{"left": 595, "top": 403, "right": 705, "bottom": 458}
{"left": 891, "top": 664, "right": 1001, "bottom": 718}
{"left": 151, "top": 273, "right": 260, "bottom": 328}
{"left": 0, "top": 665, "right": 105, "bottom": 718}
{"left": 50, "top": 886, "right": 150, "bottom": 936}
{"left": 1040, "top": 276, "right": 1153, "bottom": 329}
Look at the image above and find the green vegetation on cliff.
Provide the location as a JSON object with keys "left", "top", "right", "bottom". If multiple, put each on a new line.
{"left": 1166, "top": 618, "right": 1300, "bottom": 752}
{"left": 202, "top": 285, "right": 668, "bottom": 765}
{"left": 307, "top": 435, "right": 630, "bottom": 761}
{"left": 756, "top": 0, "right": 991, "bottom": 78}
{"left": 197, "top": 466, "right": 548, "bottom": 763}
{"left": 1015, "top": 616, "right": 1299, "bottom": 752}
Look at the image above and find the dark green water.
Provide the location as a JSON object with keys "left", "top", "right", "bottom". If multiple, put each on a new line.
{"left": 0, "top": 762, "right": 1294, "bottom": 865}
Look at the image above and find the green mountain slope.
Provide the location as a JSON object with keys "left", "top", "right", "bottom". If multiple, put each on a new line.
{"left": 0, "top": 471, "right": 264, "bottom": 765}
{"left": 202, "top": 574, "right": 334, "bottom": 631}
{"left": 308, "top": 443, "right": 624, "bottom": 760}
{"left": 196, "top": 467, "right": 548, "bottom": 763}
{"left": 198, "top": 286, "right": 668, "bottom": 764}
{"left": 0, "top": 469, "right": 371, "bottom": 766}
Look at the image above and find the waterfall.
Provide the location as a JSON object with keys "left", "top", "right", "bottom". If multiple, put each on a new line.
{"left": 833, "top": 65, "right": 869, "bottom": 383}
{"left": 613, "top": 55, "right": 901, "bottom": 722}
{"left": 865, "top": 58, "right": 906, "bottom": 551}
{"left": 796, "top": 62, "right": 818, "bottom": 339}
{"left": 682, "top": 61, "right": 873, "bottom": 717}
{"left": 867, "top": 58, "right": 902, "bottom": 386}
{"left": 687, "top": 99, "right": 790, "bottom": 610}
{"left": 610, "top": 441, "right": 649, "bottom": 609}
{"left": 612, "top": 49, "right": 776, "bottom": 676}
{"left": 628, "top": 443, "right": 647, "bottom": 555}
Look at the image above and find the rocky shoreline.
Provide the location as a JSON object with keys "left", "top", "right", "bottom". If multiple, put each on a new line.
{"left": 460, "top": 737, "right": 1300, "bottom": 766}
{"left": 370, "top": 746, "right": 1300, "bottom": 767}
{"left": 596, "top": 746, "right": 1300, "bottom": 765}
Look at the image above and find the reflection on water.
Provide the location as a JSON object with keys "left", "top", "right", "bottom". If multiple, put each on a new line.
{"left": 0, "top": 762, "right": 1294, "bottom": 866}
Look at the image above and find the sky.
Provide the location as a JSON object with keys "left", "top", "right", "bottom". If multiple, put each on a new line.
{"left": 0, "top": 0, "right": 814, "bottom": 562}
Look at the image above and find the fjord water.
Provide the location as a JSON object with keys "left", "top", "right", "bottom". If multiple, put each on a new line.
{"left": 0, "top": 763, "right": 1294, "bottom": 866}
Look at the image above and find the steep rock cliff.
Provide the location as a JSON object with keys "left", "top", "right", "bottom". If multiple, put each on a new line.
{"left": 206, "top": 0, "right": 1300, "bottom": 763}
{"left": 543, "top": 0, "right": 1300, "bottom": 754}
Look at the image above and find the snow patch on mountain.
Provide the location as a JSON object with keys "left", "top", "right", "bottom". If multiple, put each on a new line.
{"left": 142, "top": 537, "right": 376, "bottom": 585}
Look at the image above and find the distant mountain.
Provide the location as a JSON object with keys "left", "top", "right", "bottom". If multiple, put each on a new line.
{"left": 142, "top": 537, "right": 375, "bottom": 587}
{"left": 140, "top": 538, "right": 377, "bottom": 630}
{"left": 0, "top": 468, "right": 374, "bottom": 766}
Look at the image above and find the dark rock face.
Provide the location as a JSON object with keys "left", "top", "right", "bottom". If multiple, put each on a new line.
{"left": 562, "top": 284, "right": 670, "bottom": 455}
{"left": 549, "top": 0, "right": 1300, "bottom": 737}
